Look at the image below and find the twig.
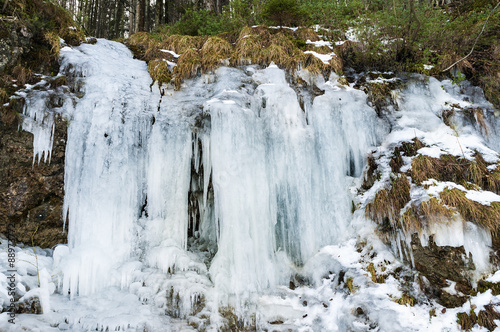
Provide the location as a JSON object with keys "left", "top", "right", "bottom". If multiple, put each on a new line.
{"left": 442, "top": 1, "right": 500, "bottom": 72}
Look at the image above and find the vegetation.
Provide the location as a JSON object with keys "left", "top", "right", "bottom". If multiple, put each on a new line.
{"left": 457, "top": 304, "right": 500, "bottom": 331}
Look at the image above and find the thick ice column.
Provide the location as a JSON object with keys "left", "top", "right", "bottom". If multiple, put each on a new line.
{"left": 144, "top": 118, "right": 193, "bottom": 273}
{"left": 252, "top": 65, "right": 316, "bottom": 265}
{"left": 58, "top": 40, "right": 156, "bottom": 297}
{"left": 207, "top": 92, "right": 280, "bottom": 307}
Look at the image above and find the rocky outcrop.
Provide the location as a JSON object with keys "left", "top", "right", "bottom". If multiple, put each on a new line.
{"left": 0, "top": 18, "right": 33, "bottom": 73}
{"left": 0, "top": 114, "right": 67, "bottom": 248}
{"left": 411, "top": 234, "right": 474, "bottom": 308}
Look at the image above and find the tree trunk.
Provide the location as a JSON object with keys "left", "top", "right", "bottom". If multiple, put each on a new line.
{"left": 129, "top": 0, "right": 136, "bottom": 35}
{"left": 137, "top": 0, "right": 145, "bottom": 32}
{"left": 155, "top": 0, "right": 163, "bottom": 26}
{"left": 114, "top": 0, "right": 124, "bottom": 38}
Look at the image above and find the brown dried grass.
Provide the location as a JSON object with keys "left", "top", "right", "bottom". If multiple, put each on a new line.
{"left": 201, "top": 37, "right": 233, "bottom": 72}
{"left": 440, "top": 188, "right": 500, "bottom": 234}
{"left": 148, "top": 59, "right": 173, "bottom": 87}
{"left": 294, "top": 28, "right": 320, "bottom": 42}
{"left": 173, "top": 48, "right": 201, "bottom": 90}
{"left": 162, "top": 35, "right": 205, "bottom": 55}
{"left": 366, "top": 175, "right": 411, "bottom": 226}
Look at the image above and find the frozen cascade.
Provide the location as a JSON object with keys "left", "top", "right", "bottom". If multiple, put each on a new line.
{"left": 21, "top": 39, "right": 381, "bottom": 317}
{"left": 16, "top": 39, "right": 500, "bottom": 330}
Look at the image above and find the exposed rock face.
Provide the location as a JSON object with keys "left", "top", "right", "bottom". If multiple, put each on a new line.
{"left": 0, "top": 19, "right": 33, "bottom": 73}
{"left": 0, "top": 115, "right": 67, "bottom": 248}
{"left": 410, "top": 234, "right": 474, "bottom": 308}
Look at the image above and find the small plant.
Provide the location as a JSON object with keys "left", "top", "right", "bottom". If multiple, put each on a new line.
{"left": 452, "top": 71, "right": 466, "bottom": 85}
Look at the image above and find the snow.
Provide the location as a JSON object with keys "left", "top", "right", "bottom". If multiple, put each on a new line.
{"left": 306, "top": 39, "right": 333, "bottom": 49}
{"left": 304, "top": 50, "right": 335, "bottom": 64}
{"left": 160, "top": 49, "right": 180, "bottom": 58}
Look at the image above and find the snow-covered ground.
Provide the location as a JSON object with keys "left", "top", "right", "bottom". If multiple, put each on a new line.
{"left": 2, "top": 39, "right": 500, "bottom": 331}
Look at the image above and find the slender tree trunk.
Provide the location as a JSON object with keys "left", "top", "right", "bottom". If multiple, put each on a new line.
{"left": 136, "top": 0, "right": 145, "bottom": 32}
{"left": 155, "top": 0, "right": 163, "bottom": 26}
{"left": 129, "top": 0, "right": 136, "bottom": 35}
{"left": 114, "top": 0, "right": 124, "bottom": 38}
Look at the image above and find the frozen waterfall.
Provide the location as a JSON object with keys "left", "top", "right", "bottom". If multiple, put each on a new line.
{"left": 21, "top": 39, "right": 381, "bottom": 323}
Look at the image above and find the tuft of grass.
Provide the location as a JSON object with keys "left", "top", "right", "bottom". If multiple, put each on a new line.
{"left": 162, "top": 35, "right": 205, "bottom": 55}
{"left": 456, "top": 305, "right": 500, "bottom": 332}
{"left": 390, "top": 138, "right": 425, "bottom": 172}
{"left": 173, "top": 49, "right": 201, "bottom": 90}
{"left": 440, "top": 188, "right": 500, "bottom": 235}
{"left": 366, "top": 175, "right": 411, "bottom": 227}
{"left": 393, "top": 293, "right": 416, "bottom": 306}
{"left": 201, "top": 37, "right": 233, "bottom": 72}
{"left": 346, "top": 277, "right": 355, "bottom": 293}
{"left": 12, "top": 65, "right": 34, "bottom": 86}
{"left": 367, "top": 262, "right": 385, "bottom": 283}
{"left": 43, "top": 31, "right": 61, "bottom": 58}
{"left": 294, "top": 28, "right": 320, "bottom": 42}
{"left": 232, "top": 33, "right": 265, "bottom": 66}
{"left": 263, "top": 44, "right": 296, "bottom": 70}
{"left": 148, "top": 59, "right": 173, "bottom": 87}
{"left": 329, "top": 54, "right": 343, "bottom": 75}
{"left": 300, "top": 52, "right": 327, "bottom": 75}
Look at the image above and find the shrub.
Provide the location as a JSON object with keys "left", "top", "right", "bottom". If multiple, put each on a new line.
{"left": 262, "top": 0, "right": 309, "bottom": 27}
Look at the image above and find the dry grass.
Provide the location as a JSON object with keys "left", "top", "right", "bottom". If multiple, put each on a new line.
{"left": 367, "top": 262, "right": 385, "bottom": 283}
{"left": 43, "top": 31, "right": 60, "bottom": 58}
{"left": 294, "top": 28, "right": 320, "bottom": 42}
{"left": 420, "top": 197, "right": 454, "bottom": 223}
{"left": 12, "top": 65, "right": 34, "bottom": 86}
{"left": 128, "top": 32, "right": 155, "bottom": 47}
{"left": 232, "top": 34, "right": 264, "bottom": 66}
{"left": 390, "top": 138, "right": 425, "bottom": 173}
{"left": 393, "top": 293, "right": 416, "bottom": 306}
{"left": 300, "top": 52, "right": 328, "bottom": 75}
{"left": 329, "top": 54, "right": 343, "bottom": 75}
{"left": 440, "top": 188, "right": 500, "bottom": 235}
{"left": 366, "top": 175, "right": 411, "bottom": 226}
{"left": 201, "top": 37, "right": 232, "bottom": 72}
{"left": 262, "top": 45, "right": 296, "bottom": 70}
{"left": 457, "top": 305, "right": 500, "bottom": 331}
{"left": 410, "top": 154, "right": 500, "bottom": 194}
{"left": 148, "top": 59, "right": 173, "bottom": 87}
{"left": 162, "top": 35, "right": 205, "bottom": 55}
{"left": 173, "top": 48, "right": 201, "bottom": 90}
{"left": 238, "top": 26, "right": 271, "bottom": 44}
{"left": 144, "top": 45, "right": 176, "bottom": 62}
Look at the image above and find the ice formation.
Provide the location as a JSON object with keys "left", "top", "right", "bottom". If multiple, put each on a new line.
{"left": 4, "top": 39, "right": 500, "bottom": 331}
